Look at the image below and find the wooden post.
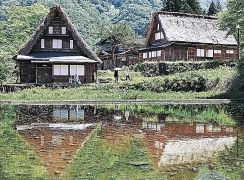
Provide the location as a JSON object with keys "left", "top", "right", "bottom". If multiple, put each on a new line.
{"left": 35, "top": 63, "right": 38, "bottom": 84}
{"left": 237, "top": 25, "right": 241, "bottom": 60}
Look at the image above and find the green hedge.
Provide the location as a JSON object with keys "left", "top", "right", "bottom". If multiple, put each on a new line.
{"left": 134, "top": 60, "right": 236, "bottom": 77}
{"left": 120, "top": 73, "right": 207, "bottom": 92}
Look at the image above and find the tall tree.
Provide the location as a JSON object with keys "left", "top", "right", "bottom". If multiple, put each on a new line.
{"left": 162, "top": 0, "right": 202, "bottom": 14}
{"left": 220, "top": 0, "right": 244, "bottom": 95}
{"left": 207, "top": 1, "right": 219, "bottom": 16}
{"left": 186, "top": 0, "right": 202, "bottom": 14}
{"left": 163, "top": 0, "right": 182, "bottom": 12}
{"left": 100, "top": 23, "right": 137, "bottom": 68}
{"left": 0, "top": 4, "right": 48, "bottom": 82}
{"left": 216, "top": 0, "right": 222, "bottom": 12}
{"left": 181, "top": 0, "right": 194, "bottom": 14}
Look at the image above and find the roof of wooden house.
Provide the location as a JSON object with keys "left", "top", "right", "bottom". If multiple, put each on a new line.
{"left": 15, "top": 6, "right": 102, "bottom": 63}
{"left": 145, "top": 11, "right": 237, "bottom": 46}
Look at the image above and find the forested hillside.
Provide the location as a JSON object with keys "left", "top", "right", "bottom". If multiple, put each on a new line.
{"left": 0, "top": 0, "right": 226, "bottom": 44}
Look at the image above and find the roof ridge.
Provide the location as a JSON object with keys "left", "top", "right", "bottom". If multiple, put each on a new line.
{"left": 156, "top": 11, "right": 217, "bottom": 20}
{"left": 16, "top": 6, "right": 102, "bottom": 63}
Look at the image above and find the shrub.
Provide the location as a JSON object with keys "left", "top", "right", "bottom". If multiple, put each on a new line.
{"left": 135, "top": 60, "right": 236, "bottom": 77}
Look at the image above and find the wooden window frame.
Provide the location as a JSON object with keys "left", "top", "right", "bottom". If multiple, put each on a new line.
{"left": 52, "top": 39, "right": 62, "bottom": 49}
{"left": 62, "top": 27, "right": 67, "bottom": 35}
{"left": 49, "top": 26, "right": 53, "bottom": 34}
{"left": 70, "top": 65, "right": 85, "bottom": 76}
{"left": 53, "top": 65, "right": 68, "bottom": 76}
{"left": 41, "top": 39, "right": 45, "bottom": 49}
{"left": 143, "top": 52, "right": 148, "bottom": 59}
{"left": 70, "top": 40, "right": 74, "bottom": 49}
{"left": 197, "top": 49, "right": 205, "bottom": 57}
{"left": 207, "top": 49, "right": 214, "bottom": 58}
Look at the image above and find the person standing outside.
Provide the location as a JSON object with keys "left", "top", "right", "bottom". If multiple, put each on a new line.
{"left": 124, "top": 65, "right": 130, "bottom": 81}
{"left": 114, "top": 69, "right": 119, "bottom": 83}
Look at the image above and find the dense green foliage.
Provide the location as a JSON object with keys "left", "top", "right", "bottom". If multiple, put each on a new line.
{"left": 220, "top": 0, "right": 244, "bottom": 95}
{"left": 0, "top": 4, "right": 48, "bottom": 82}
{"left": 162, "top": 0, "right": 203, "bottom": 14}
{"left": 135, "top": 60, "right": 235, "bottom": 76}
{"left": 220, "top": 0, "right": 244, "bottom": 51}
{"left": 97, "top": 67, "right": 235, "bottom": 93}
{"left": 207, "top": 0, "right": 220, "bottom": 16}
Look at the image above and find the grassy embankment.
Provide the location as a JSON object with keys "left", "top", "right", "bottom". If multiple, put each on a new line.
{"left": 0, "top": 106, "right": 49, "bottom": 179}
{"left": 0, "top": 66, "right": 235, "bottom": 101}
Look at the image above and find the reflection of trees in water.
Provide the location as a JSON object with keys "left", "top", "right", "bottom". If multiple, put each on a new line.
{"left": 215, "top": 135, "right": 244, "bottom": 179}
{"left": 224, "top": 103, "right": 244, "bottom": 126}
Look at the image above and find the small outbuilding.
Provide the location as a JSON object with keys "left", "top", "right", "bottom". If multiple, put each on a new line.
{"left": 13, "top": 6, "right": 102, "bottom": 84}
{"left": 139, "top": 11, "right": 238, "bottom": 61}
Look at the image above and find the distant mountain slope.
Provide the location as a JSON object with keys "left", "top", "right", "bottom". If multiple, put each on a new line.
{"left": 0, "top": 0, "right": 226, "bottom": 46}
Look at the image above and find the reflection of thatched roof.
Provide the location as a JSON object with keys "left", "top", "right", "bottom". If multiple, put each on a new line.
{"left": 159, "top": 136, "right": 236, "bottom": 166}
{"left": 16, "top": 6, "right": 102, "bottom": 63}
{"left": 146, "top": 11, "right": 237, "bottom": 46}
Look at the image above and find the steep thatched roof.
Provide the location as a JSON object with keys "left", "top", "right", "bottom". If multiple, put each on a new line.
{"left": 17, "top": 6, "right": 102, "bottom": 63}
{"left": 146, "top": 11, "right": 237, "bottom": 46}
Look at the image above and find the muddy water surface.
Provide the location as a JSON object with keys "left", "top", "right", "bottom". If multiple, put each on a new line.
{"left": 0, "top": 104, "right": 244, "bottom": 179}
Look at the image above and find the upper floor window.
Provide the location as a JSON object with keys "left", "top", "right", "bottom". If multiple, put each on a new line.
{"left": 52, "top": 39, "right": 62, "bottom": 49}
{"left": 157, "top": 23, "right": 160, "bottom": 31}
{"left": 70, "top": 40, "right": 74, "bottom": 49}
{"left": 41, "top": 39, "right": 45, "bottom": 49}
{"left": 206, "top": 49, "right": 213, "bottom": 57}
{"left": 49, "top": 27, "right": 53, "bottom": 34}
{"left": 62, "top": 27, "right": 66, "bottom": 34}
{"left": 226, "top": 50, "right": 234, "bottom": 54}
{"left": 155, "top": 32, "right": 163, "bottom": 40}
{"left": 197, "top": 49, "right": 205, "bottom": 57}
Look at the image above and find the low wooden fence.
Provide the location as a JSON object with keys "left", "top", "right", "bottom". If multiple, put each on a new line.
{"left": 0, "top": 83, "right": 82, "bottom": 93}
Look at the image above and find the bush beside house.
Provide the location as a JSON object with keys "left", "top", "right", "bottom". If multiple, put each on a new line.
{"left": 134, "top": 60, "right": 236, "bottom": 77}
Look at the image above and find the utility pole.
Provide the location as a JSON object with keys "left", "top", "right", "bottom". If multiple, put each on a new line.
{"left": 237, "top": 25, "right": 241, "bottom": 60}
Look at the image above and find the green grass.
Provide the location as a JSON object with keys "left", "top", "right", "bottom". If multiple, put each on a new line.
{"left": 0, "top": 67, "right": 234, "bottom": 101}
{"left": 0, "top": 85, "right": 223, "bottom": 101}
{"left": 62, "top": 125, "right": 164, "bottom": 179}
{"left": 0, "top": 106, "right": 49, "bottom": 179}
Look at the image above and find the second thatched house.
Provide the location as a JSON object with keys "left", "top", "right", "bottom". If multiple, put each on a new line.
{"left": 13, "top": 6, "right": 102, "bottom": 84}
{"left": 139, "top": 11, "right": 238, "bottom": 61}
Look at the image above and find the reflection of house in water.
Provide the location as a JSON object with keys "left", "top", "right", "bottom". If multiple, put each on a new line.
{"left": 16, "top": 105, "right": 97, "bottom": 124}
{"left": 143, "top": 122, "right": 237, "bottom": 167}
{"left": 17, "top": 124, "right": 95, "bottom": 176}
{"left": 15, "top": 105, "right": 240, "bottom": 172}
{"left": 15, "top": 105, "right": 97, "bottom": 177}
{"left": 52, "top": 107, "right": 84, "bottom": 121}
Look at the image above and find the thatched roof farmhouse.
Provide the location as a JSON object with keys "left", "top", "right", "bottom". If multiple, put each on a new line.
{"left": 140, "top": 11, "right": 238, "bottom": 61}
{"left": 13, "top": 6, "right": 101, "bottom": 84}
